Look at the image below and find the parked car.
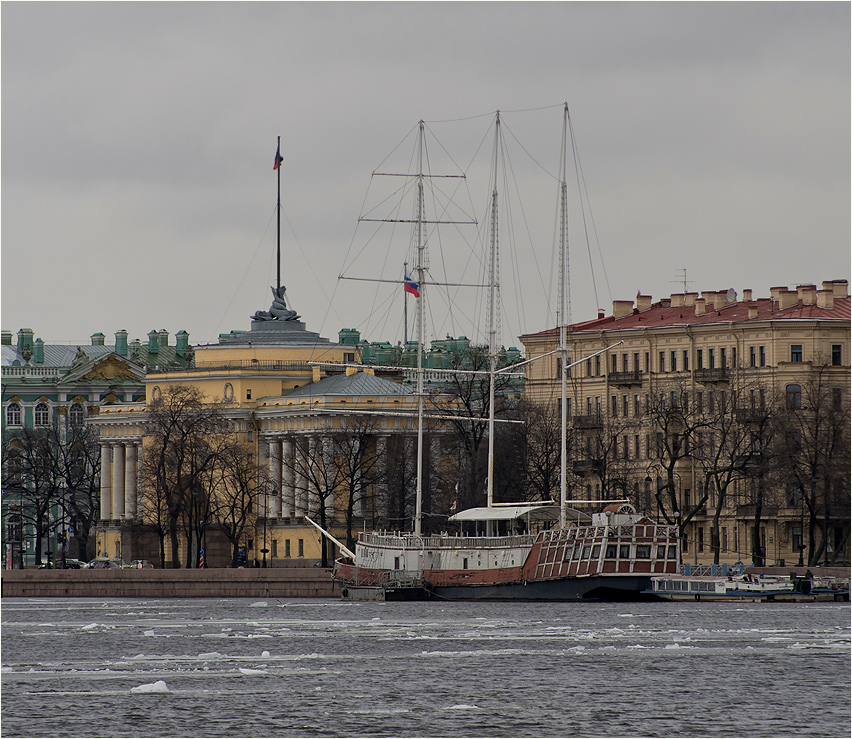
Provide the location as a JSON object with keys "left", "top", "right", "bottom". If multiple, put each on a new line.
{"left": 128, "top": 560, "right": 154, "bottom": 569}
{"left": 61, "top": 559, "right": 88, "bottom": 569}
{"left": 88, "top": 558, "right": 126, "bottom": 569}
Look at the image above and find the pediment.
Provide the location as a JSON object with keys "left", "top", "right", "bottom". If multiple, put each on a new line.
{"left": 63, "top": 353, "right": 145, "bottom": 384}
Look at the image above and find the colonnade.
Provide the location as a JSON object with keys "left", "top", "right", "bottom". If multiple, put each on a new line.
{"left": 262, "top": 434, "right": 391, "bottom": 521}
{"left": 99, "top": 442, "right": 141, "bottom": 522}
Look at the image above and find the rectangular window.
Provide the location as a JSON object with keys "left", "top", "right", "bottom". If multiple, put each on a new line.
{"left": 612, "top": 354, "right": 618, "bottom": 373}
{"left": 636, "top": 545, "right": 651, "bottom": 559}
{"left": 708, "top": 391, "right": 715, "bottom": 412}
{"left": 298, "top": 539, "right": 304, "bottom": 557}
{"left": 587, "top": 358, "right": 592, "bottom": 377}
{"left": 633, "top": 352, "right": 640, "bottom": 372}
{"left": 634, "top": 435, "right": 640, "bottom": 459}
{"left": 659, "top": 351, "right": 665, "bottom": 372}
{"left": 645, "top": 352, "right": 650, "bottom": 372}
{"left": 832, "top": 344, "right": 842, "bottom": 366}
{"left": 791, "top": 344, "right": 803, "bottom": 362}
{"left": 605, "top": 544, "right": 617, "bottom": 559}
{"left": 622, "top": 353, "right": 628, "bottom": 373}
{"left": 657, "top": 545, "right": 667, "bottom": 559}
{"left": 285, "top": 539, "right": 291, "bottom": 558}
{"left": 623, "top": 435, "right": 630, "bottom": 460}
{"left": 683, "top": 350, "right": 689, "bottom": 371}
{"left": 394, "top": 557, "right": 400, "bottom": 570}
{"left": 731, "top": 347, "right": 736, "bottom": 366}
{"left": 750, "top": 346, "right": 756, "bottom": 367}
{"left": 697, "top": 349, "right": 703, "bottom": 369}
{"left": 619, "top": 545, "right": 630, "bottom": 559}
{"left": 586, "top": 397, "right": 592, "bottom": 415}
{"left": 595, "top": 356, "right": 601, "bottom": 376}
{"left": 246, "top": 389, "right": 252, "bottom": 400}
{"left": 671, "top": 351, "right": 677, "bottom": 372}
{"left": 634, "top": 394, "right": 640, "bottom": 416}
{"left": 611, "top": 396, "right": 618, "bottom": 417}
{"left": 566, "top": 398, "right": 572, "bottom": 418}
{"left": 623, "top": 395, "right": 629, "bottom": 417}
{"left": 759, "top": 346, "right": 766, "bottom": 367}
{"left": 720, "top": 348, "right": 727, "bottom": 368}
{"left": 709, "top": 348, "right": 715, "bottom": 369}
{"left": 595, "top": 397, "right": 601, "bottom": 416}
{"left": 271, "top": 540, "right": 278, "bottom": 558}
{"left": 582, "top": 545, "right": 592, "bottom": 559}
{"left": 698, "top": 527, "right": 704, "bottom": 553}
{"left": 591, "top": 545, "right": 601, "bottom": 559}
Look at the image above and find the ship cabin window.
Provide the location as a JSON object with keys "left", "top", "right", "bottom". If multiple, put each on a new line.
{"left": 563, "top": 547, "right": 573, "bottom": 562}
{"left": 619, "top": 544, "right": 630, "bottom": 559}
{"left": 605, "top": 544, "right": 617, "bottom": 559}
{"left": 657, "top": 545, "right": 667, "bottom": 559}
{"left": 463, "top": 558, "right": 468, "bottom": 570}
{"left": 636, "top": 545, "right": 651, "bottom": 559}
{"left": 581, "top": 545, "right": 591, "bottom": 559}
{"left": 591, "top": 545, "right": 601, "bottom": 558}
{"left": 394, "top": 557, "right": 400, "bottom": 570}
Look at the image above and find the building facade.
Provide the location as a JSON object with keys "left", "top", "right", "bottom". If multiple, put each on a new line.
{"left": 521, "top": 279, "right": 851, "bottom": 567}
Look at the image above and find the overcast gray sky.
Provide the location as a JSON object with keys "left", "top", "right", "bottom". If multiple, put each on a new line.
{"left": 2, "top": 2, "right": 849, "bottom": 352}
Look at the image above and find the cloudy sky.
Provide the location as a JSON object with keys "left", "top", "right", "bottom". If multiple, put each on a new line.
{"left": 2, "top": 2, "right": 849, "bottom": 353}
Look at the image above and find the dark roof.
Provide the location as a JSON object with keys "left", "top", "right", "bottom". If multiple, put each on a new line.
{"left": 284, "top": 371, "right": 412, "bottom": 399}
{"left": 523, "top": 295, "right": 850, "bottom": 339}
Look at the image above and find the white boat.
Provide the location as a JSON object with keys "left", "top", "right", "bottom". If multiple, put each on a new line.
{"left": 649, "top": 571, "right": 850, "bottom": 602}
{"left": 331, "top": 106, "right": 680, "bottom": 601}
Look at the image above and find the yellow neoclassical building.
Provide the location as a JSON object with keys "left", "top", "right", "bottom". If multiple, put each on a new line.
{"left": 92, "top": 315, "right": 450, "bottom": 567}
{"left": 521, "top": 279, "right": 851, "bottom": 568}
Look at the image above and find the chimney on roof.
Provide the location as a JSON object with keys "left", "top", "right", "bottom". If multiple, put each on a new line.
{"left": 660, "top": 298, "right": 671, "bottom": 308}
{"left": 713, "top": 293, "right": 727, "bottom": 311}
{"left": 797, "top": 284, "right": 817, "bottom": 305}
{"left": 115, "top": 330, "right": 128, "bottom": 357}
{"left": 2, "top": 330, "right": 13, "bottom": 346}
{"left": 683, "top": 292, "right": 698, "bottom": 306}
{"left": 827, "top": 279, "right": 849, "bottom": 298}
{"left": 612, "top": 300, "right": 634, "bottom": 319}
{"left": 597, "top": 309, "right": 605, "bottom": 319}
{"left": 816, "top": 289, "right": 835, "bottom": 310}
{"left": 769, "top": 286, "right": 786, "bottom": 301}
{"left": 748, "top": 305, "right": 758, "bottom": 320}
{"left": 778, "top": 289, "right": 798, "bottom": 310}
{"left": 17, "top": 328, "right": 34, "bottom": 354}
{"left": 33, "top": 338, "right": 44, "bottom": 364}
{"left": 148, "top": 330, "right": 159, "bottom": 354}
{"left": 175, "top": 330, "right": 189, "bottom": 357}
{"left": 636, "top": 294, "right": 652, "bottom": 312}
{"left": 158, "top": 330, "right": 169, "bottom": 349}
{"left": 695, "top": 298, "right": 706, "bottom": 316}
{"left": 671, "top": 293, "right": 685, "bottom": 307}
{"left": 742, "top": 289, "right": 753, "bottom": 302}
{"left": 91, "top": 332, "right": 105, "bottom": 346}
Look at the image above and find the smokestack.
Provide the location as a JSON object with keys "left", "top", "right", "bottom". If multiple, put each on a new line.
{"left": 778, "top": 289, "right": 798, "bottom": 310}
{"left": 612, "top": 300, "right": 634, "bottom": 319}
{"left": 115, "top": 330, "right": 128, "bottom": 357}
{"left": 636, "top": 294, "right": 652, "bottom": 312}
{"left": 797, "top": 285, "right": 817, "bottom": 305}
{"left": 683, "top": 292, "right": 698, "bottom": 306}
{"left": 816, "top": 289, "right": 835, "bottom": 310}
{"left": 670, "top": 294, "right": 685, "bottom": 308}
{"left": 695, "top": 298, "right": 706, "bottom": 317}
{"left": 742, "top": 289, "right": 753, "bottom": 302}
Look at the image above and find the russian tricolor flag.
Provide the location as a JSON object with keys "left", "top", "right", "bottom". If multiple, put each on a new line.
{"left": 273, "top": 148, "right": 283, "bottom": 170}
{"left": 404, "top": 271, "right": 419, "bottom": 298}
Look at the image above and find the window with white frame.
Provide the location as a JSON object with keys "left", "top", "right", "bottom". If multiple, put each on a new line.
{"left": 34, "top": 402, "right": 50, "bottom": 426}
{"left": 69, "top": 403, "right": 84, "bottom": 427}
{"left": 6, "top": 402, "right": 22, "bottom": 426}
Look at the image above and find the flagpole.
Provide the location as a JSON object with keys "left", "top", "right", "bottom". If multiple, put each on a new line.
{"left": 276, "top": 135, "right": 281, "bottom": 293}
{"left": 403, "top": 260, "right": 408, "bottom": 345}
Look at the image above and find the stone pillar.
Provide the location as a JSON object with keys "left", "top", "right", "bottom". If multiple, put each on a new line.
{"left": 268, "top": 439, "right": 282, "bottom": 518}
{"left": 111, "top": 443, "right": 126, "bottom": 520}
{"left": 100, "top": 444, "right": 112, "bottom": 521}
{"left": 376, "top": 435, "right": 389, "bottom": 525}
{"left": 308, "top": 436, "right": 319, "bottom": 516}
{"left": 281, "top": 438, "right": 294, "bottom": 519}
{"left": 322, "top": 435, "right": 335, "bottom": 521}
{"left": 352, "top": 437, "right": 364, "bottom": 518}
{"left": 124, "top": 443, "right": 138, "bottom": 520}
{"left": 294, "top": 438, "right": 307, "bottom": 517}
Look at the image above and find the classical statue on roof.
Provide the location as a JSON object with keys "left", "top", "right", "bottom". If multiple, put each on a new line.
{"left": 252, "top": 285, "right": 301, "bottom": 322}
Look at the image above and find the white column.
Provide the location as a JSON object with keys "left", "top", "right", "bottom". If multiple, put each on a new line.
{"left": 322, "top": 435, "right": 335, "bottom": 521}
{"left": 268, "top": 439, "right": 282, "bottom": 518}
{"left": 294, "top": 438, "right": 307, "bottom": 517}
{"left": 111, "top": 443, "right": 126, "bottom": 520}
{"left": 281, "top": 438, "right": 294, "bottom": 518}
{"left": 376, "top": 435, "right": 389, "bottom": 524}
{"left": 124, "top": 443, "right": 138, "bottom": 520}
{"left": 100, "top": 443, "right": 112, "bottom": 521}
{"left": 308, "top": 436, "right": 319, "bottom": 516}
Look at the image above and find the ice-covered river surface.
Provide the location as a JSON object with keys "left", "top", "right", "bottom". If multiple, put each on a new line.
{"left": 1, "top": 598, "right": 849, "bottom": 738}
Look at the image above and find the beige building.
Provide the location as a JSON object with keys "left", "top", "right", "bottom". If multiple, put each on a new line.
{"left": 521, "top": 279, "right": 851, "bottom": 567}
{"left": 92, "top": 317, "right": 449, "bottom": 567}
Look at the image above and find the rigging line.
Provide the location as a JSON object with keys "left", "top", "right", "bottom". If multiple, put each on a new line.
{"left": 501, "top": 117, "right": 561, "bottom": 182}
{"left": 568, "top": 119, "right": 600, "bottom": 314}
{"left": 573, "top": 128, "right": 612, "bottom": 305}
{"left": 424, "top": 102, "right": 566, "bottom": 124}
{"left": 212, "top": 205, "right": 276, "bottom": 340}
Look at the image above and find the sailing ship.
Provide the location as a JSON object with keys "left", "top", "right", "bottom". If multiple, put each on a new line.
{"left": 329, "top": 105, "right": 680, "bottom": 601}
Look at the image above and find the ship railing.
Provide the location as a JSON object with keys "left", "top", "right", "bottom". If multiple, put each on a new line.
{"left": 335, "top": 564, "right": 424, "bottom": 588}
{"left": 358, "top": 532, "right": 538, "bottom": 549}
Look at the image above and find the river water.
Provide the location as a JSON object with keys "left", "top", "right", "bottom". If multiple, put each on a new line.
{"left": 1, "top": 598, "right": 849, "bottom": 738}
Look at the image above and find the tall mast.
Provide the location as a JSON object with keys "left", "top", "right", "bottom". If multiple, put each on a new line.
{"left": 403, "top": 260, "right": 409, "bottom": 345}
{"left": 276, "top": 135, "right": 282, "bottom": 293}
{"left": 486, "top": 112, "right": 501, "bottom": 515}
{"left": 414, "top": 122, "right": 426, "bottom": 536}
{"left": 558, "top": 103, "right": 570, "bottom": 529}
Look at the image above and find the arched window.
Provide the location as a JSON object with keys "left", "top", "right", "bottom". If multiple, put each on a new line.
{"left": 69, "top": 403, "right": 85, "bottom": 427}
{"left": 6, "top": 402, "right": 21, "bottom": 426}
{"left": 785, "top": 384, "right": 802, "bottom": 410}
{"left": 34, "top": 402, "right": 50, "bottom": 426}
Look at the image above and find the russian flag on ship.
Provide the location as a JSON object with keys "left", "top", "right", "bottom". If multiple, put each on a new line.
{"left": 404, "top": 271, "right": 419, "bottom": 298}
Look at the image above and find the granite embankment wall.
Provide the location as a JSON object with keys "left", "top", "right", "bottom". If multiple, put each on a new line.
{"left": 1, "top": 568, "right": 339, "bottom": 598}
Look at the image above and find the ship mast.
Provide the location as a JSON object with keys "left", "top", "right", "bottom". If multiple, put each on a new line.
{"left": 414, "top": 122, "right": 426, "bottom": 536}
{"left": 486, "top": 112, "right": 501, "bottom": 521}
{"left": 558, "top": 103, "right": 570, "bottom": 529}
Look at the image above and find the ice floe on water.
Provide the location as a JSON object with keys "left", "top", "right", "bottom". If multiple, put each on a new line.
{"left": 261, "top": 651, "right": 271, "bottom": 658}
{"left": 446, "top": 704, "right": 481, "bottom": 710}
{"left": 198, "top": 652, "right": 222, "bottom": 659}
{"left": 238, "top": 667, "right": 268, "bottom": 675}
{"left": 130, "top": 680, "right": 169, "bottom": 693}
{"left": 249, "top": 602, "right": 267, "bottom": 607}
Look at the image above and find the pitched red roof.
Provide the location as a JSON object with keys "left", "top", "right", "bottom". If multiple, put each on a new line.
{"left": 523, "top": 295, "right": 850, "bottom": 339}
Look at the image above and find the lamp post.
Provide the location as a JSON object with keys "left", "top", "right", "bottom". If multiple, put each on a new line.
{"left": 60, "top": 481, "right": 67, "bottom": 570}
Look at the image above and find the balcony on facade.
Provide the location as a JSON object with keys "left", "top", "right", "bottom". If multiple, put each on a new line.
{"left": 608, "top": 370, "right": 643, "bottom": 386}
{"left": 694, "top": 367, "right": 729, "bottom": 383}
{"left": 572, "top": 459, "right": 602, "bottom": 474}
{"left": 572, "top": 414, "right": 603, "bottom": 429}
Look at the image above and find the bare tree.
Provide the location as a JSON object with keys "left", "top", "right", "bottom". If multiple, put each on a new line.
{"left": 212, "top": 440, "right": 264, "bottom": 567}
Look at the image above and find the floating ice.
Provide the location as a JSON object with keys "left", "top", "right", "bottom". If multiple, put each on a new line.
{"left": 261, "top": 651, "right": 271, "bottom": 658}
{"left": 249, "top": 602, "right": 268, "bottom": 607}
{"left": 130, "top": 680, "right": 169, "bottom": 693}
{"left": 143, "top": 630, "right": 156, "bottom": 637}
{"left": 81, "top": 623, "right": 99, "bottom": 631}
{"left": 239, "top": 667, "right": 268, "bottom": 675}
{"left": 198, "top": 652, "right": 222, "bottom": 659}
{"left": 446, "top": 704, "right": 480, "bottom": 710}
